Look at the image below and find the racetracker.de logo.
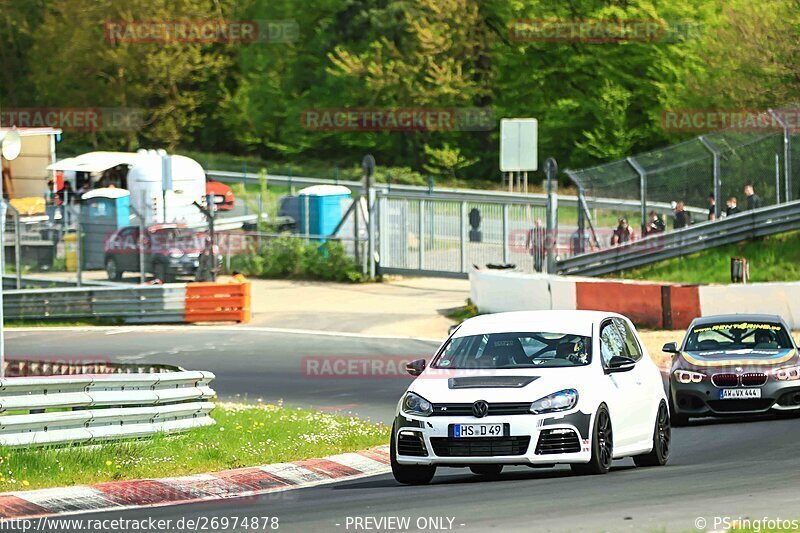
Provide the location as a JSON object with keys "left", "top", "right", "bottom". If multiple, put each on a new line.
{"left": 104, "top": 20, "right": 298, "bottom": 44}
{"left": 300, "top": 108, "right": 495, "bottom": 132}
{"left": 0, "top": 107, "right": 144, "bottom": 132}
{"left": 509, "top": 18, "right": 701, "bottom": 43}
{"left": 660, "top": 109, "right": 800, "bottom": 132}
{"left": 302, "top": 356, "right": 459, "bottom": 379}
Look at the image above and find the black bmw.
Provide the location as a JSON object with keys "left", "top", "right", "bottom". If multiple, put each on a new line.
{"left": 664, "top": 314, "right": 800, "bottom": 425}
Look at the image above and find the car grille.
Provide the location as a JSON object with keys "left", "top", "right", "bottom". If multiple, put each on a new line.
{"left": 447, "top": 376, "right": 538, "bottom": 389}
{"left": 397, "top": 432, "right": 428, "bottom": 457}
{"left": 430, "top": 402, "right": 531, "bottom": 416}
{"left": 711, "top": 373, "right": 739, "bottom": 387}
{"left": 535, "top": 429, "right": 581, "bottom": 455}
{"left": 430, "top": 436, "right": 531, "bottom": 457}
{"left": 741, "top": 373, "right": 767, "bottom": 387}
{"left": 707, "top": 399, "right": 773, "bottom": 412}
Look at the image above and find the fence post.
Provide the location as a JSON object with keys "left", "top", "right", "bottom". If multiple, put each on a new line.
{"left": 544, "top": 157, "right": 558, "bottom": 274}
{"left": 419, "top": 199, "right": 425, "bottom": 270}
{"left": 368, "top": 188, "right": 376, "bottom": 279}
{"left": 699, "top": 136, "right": 721, "bottom": 218}
{"left": 502, "top": 204, "right": 509, "bottom": 264}
{"left": 76, "top": 217, "right": 82, "bottom": 287}
{"left": 460, "top": 201, "right": 467, "bottom": 273}
{"left": 576, "top": 187, "right": 586, "bottom": 255}
{"left": 769, "top": 109, "right": 792, "bottom": 202}
{"left": 775, "top": 154, "right": 781, "bottom": 204}
{"left": 627, "top": 156, "right": 647, "bottom": 235}
{"left": 5, "top": 204, "right": 22, "bottom": 289}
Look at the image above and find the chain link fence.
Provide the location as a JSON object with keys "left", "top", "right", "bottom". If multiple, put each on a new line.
{"left": 565, "top": 107, "right": 798, "bottom": 256}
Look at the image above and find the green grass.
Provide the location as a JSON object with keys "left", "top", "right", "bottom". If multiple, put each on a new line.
{"left": 445, "top": 299, "right": 479, "bottom": 324}
{"left": 0, "top": 402, "right": 388, "bottom": 492}
{"left": 606, "top": 230, "right": 800, "bottom": 284}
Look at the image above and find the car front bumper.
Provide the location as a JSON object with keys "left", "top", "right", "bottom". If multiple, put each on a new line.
{"left": 671, "top": 379, "right": 800, "bottom": 417}
{"left": 394, "top": 410, "right": 593, "bottom": 466}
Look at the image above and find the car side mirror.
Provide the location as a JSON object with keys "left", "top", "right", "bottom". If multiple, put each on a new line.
{"left": 405, "top": 359, "right": 426, "bottom": 377}
{"left": 605, "top": 355, "right": 636, "bottom": 374}
{"left": 662, "top": 342, "right": 678, "bottom": 354}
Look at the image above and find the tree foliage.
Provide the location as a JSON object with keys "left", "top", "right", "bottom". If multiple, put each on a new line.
{"left": 1, "top": 0, "right": 795, "bottom": 183}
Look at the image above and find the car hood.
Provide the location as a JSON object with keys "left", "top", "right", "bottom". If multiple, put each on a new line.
{"left": 408, "top": 367, "right": 590, "bottom": 404}
{"left": 678, "top": 348, "right": 798, "bottom": 370}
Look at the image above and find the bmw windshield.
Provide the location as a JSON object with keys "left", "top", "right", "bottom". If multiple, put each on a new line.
{"left": 432, "top": 332, "right": 592, "bottom": 369}
{"left": 684, "top": 322, "right": 794, "bottom": 353}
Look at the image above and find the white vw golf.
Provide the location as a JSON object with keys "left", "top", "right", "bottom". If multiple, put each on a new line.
{"left": 391, "top": 310, "right": 670, "bottom": 484}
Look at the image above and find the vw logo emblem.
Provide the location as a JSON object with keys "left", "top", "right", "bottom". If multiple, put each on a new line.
{"left": 472, "top": 400, "right": 489, "bottom": 418}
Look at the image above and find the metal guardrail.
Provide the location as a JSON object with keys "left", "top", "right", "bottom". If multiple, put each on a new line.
{"left": 0, "top": 371, "right": 216, "bottom": 447}
{"left": 3, "top": 284, "right": 186, "bottom": 322}
{"left": 556, "top": 200, "right": 800, "bottom": 276}
{"left": 206, "top": 169, "right": 697, "bottom": 214}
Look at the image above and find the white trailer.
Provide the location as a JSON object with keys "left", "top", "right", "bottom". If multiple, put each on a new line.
{"left": 47, "top": 150, "right": 207, "bottom": 226}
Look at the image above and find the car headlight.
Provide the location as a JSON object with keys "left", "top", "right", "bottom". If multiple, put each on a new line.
{"left": 673, "top": 369, "right": 705, "bottom": 384}
{"left": 402, "top": 392, "right": 433, "bottom": 417}
{"left": 530, "top": 389, "right": 578, "bottom": 414}
{"left": 773, "top": 366, "right": 800, "bottom": 381}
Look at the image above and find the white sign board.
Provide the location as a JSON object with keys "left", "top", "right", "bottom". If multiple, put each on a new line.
{"left": 500, "top": 118, "right": 537, "bottom": 172}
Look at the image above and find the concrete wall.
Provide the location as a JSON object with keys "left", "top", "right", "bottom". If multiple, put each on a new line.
{"left": 469, "top": 269, "right": 800, "bottom": 330}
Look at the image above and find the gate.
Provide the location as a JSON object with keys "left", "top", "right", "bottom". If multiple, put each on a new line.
{"left": 377, "top": 190, "right": 549, "bottom": 277}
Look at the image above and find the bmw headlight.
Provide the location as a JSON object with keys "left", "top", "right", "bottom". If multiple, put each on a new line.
{"left": 402, "top": 392, "right": 433, "bottom": 417}
{"left": 773, "top": 366, "right": 800, "bottom": 381}
{"left": 530, "top": 389, "right": 578, "bottom": 414}
{"left": 673, "top": 369, "right": 705, "bottom": 384}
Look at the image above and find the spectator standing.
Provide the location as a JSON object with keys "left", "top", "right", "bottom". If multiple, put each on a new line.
{"left": 673, "top": 201, "right": 692, "bottom": 229}
{"left": 526, "top": 217, "right": 546, "bottom": 272}
{"left": 744, "top": 184, "right": 761, "bottom": 210}
{"left": 726, "top": 197, "right": 741, "bottom": 216}
{"left": 645, "top": 210, "right": 665, "bottom": 235}
{"left": 610, "top": 218, "right": 636, "bottom": 245}
{"left": 707, "top": 193, "right": 716, "bottom": 221}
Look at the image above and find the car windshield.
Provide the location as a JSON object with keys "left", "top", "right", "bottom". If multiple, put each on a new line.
{"left": 684, "top": 322, "right": 794, "bottom": 352}
{"left": 432, "top": 332, "right": 592, "bottom": 369}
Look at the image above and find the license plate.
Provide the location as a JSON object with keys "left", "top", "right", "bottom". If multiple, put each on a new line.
{"left": 720, "top": 388, "right": 762, "bottom": 399}
{"left": 453, "top": 424, "right": 504, "bottom": 438}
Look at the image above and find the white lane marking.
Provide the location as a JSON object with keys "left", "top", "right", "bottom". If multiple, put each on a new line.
{"left": 257, "top": 463, "right": 331, "bottom": 484}
{"left": 7, "top": 325, "right": 442, "bottom": 343}
{"left": 11, "top": 486, "right": 120, "bottom": 512}
{"left": 324, "top": 452, "right": 387, "bottom": 473}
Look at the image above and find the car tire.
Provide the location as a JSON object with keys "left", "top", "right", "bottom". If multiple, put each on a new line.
{"left": 390, "top": 424, "right": 436, "bottom": 485}
{"left": 571, "top": 405, "right": 613, "bottom": 476}
{"left": 153, "top": 262, "right": 174, "bottom": 283}
{"left": 469, "top": 465, "right": 503, "bottom": 477}
{"left": 105, "top": 257, "right": 122, "bottom": 281}
{"left": 633, "top": 402, "right": 671, "bottom": 467}
{"left": 669, "top": 396, "right": 690, "bottom": 427}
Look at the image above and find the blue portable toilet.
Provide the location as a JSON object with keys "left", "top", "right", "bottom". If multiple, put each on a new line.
{"left": 298, "top": 185, "right": 351, "bottom": 237}
{"left": 80, "top": 188, "right": 131, "bottom": 269}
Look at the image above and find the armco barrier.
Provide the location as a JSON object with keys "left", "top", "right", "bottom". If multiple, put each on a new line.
{"left": 184, "top": 282, "right": 251, "bottom": 323}
{"left": 0, "top": 371, "right": 216, "bottom": 447}
{"left": 3, "top": 282, "right": 250, "bottom": 324}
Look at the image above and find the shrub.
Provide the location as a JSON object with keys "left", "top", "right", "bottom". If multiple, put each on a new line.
{"left": 227, "top": 237, "right": 362, "bottom": 282}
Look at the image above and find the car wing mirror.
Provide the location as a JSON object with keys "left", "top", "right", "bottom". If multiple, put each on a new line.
{"left": 405, "top": 358, "right": 426, "bottom": 377}
{"left": 662, "top": 342, "right": 678, "bottom": 353}
{"left": 605, "top": 355, "right": 636, "bottom": 373}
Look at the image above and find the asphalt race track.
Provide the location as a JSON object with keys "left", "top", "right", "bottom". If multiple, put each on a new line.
{"left": 8, "top": 327, "right": 800, "bottom": 532}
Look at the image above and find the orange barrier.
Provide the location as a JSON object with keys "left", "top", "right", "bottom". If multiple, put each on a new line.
{"left": 184, "top": 282, "right": 251, "bottom": 323}
{"left": 574, "top": 279, "right": 700, "bottom": 329}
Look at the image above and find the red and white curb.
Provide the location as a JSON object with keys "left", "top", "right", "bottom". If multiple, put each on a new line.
{"left": 0, "top": 446, "right": 390, "bottom": 520}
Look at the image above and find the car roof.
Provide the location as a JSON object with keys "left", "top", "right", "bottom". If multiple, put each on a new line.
{"left": 454, "top": 310, "right": 624, "bottom": 338}
{"left": 689, "top": 314, "right": 786, "bottom": 327}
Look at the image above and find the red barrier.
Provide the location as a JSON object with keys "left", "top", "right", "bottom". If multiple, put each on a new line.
{"left": 575, "top": 279, "right": 700, "bottom": 330}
